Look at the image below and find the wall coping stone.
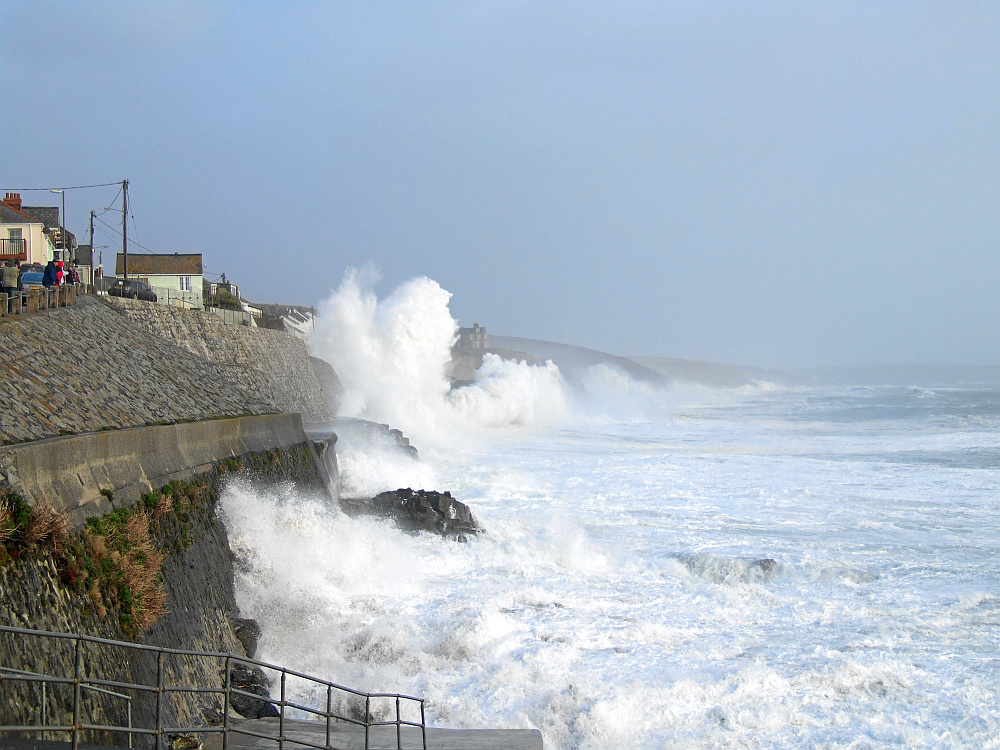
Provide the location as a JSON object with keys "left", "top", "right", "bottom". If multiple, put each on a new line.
{"left": 0, "top": 413, "right": 319, "bottom": 529}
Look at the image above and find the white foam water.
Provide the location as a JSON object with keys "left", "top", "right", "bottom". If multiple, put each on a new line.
{"left": 219, "top": 276, "right": 1000, "bottom": 748}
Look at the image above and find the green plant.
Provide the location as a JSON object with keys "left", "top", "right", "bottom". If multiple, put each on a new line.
{"left": 214, "top": 288, "right": 242, "bottom": 310}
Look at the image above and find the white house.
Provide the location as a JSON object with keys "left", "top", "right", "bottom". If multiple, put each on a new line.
{"left": 115, "top": 253, "right": 204, "bottom": 309}
{"left": 1, "top": 193, "right": 56, "bottom": 266}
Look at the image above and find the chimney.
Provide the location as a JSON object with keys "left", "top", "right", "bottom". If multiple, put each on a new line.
{"left": 3, "top": 193, "right": 22, "bottom": 211}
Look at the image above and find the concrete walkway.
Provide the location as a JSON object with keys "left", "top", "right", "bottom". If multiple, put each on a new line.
{"left": 203, "top": 717, "right": 543, "bottom": 750}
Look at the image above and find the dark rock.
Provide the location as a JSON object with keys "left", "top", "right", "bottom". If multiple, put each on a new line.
{"left": 750, "top": 559, "right": 780, "bottom": 580}
{"left": 371, "top": 488, "right": 481, "bottom": 538}
{"left": 228, "top": 663, "right": 277, "bottom": 719}
{"left": 232, "top": 617, "right": 262, "bottom": 659}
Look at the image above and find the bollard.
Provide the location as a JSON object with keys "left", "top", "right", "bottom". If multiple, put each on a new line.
{"left": 27, "top": 289, "right": 38, "bottom": 313}
{"left": 0, "top": 292, "right": 6, "bottom": 317}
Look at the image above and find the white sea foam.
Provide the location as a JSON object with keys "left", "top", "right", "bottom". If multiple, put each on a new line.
{"left": 220, "top": 275, "right": 1000, "bottom": 748}
{"left": 309, "top": 270, "right": 571, "bottom": 445}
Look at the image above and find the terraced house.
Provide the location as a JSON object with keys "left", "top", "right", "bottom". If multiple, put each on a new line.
{"left": 116, "top": 252, "right": 204, "bottom": 309}
{"left": 0, "top": 193, "right": 59, "bottom": 266}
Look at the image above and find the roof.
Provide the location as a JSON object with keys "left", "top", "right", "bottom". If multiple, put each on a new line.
{"left": 0, "top": 203, "right": 43, "bottom": 224}
{"left": 20, "top": 206, "right": 60, "bottom": 229}
{"left": 115, "top": 253, "right": 203, "bottom": 275}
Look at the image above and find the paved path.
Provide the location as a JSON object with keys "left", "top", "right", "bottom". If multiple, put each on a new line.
{"left": 202, "top": 717, "right": 543, "bottom": 750}
{"left": 0, "top": 718, "right": 543, "bottom": 750}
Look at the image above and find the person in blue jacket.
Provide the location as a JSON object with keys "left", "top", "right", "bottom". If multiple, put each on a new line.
{"left": 42, "top": 260, "right": 57, "bottom": 288}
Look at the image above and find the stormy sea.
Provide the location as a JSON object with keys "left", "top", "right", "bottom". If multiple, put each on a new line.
{"left": 218, "top": 273, "right": 1000, "bottom": 749}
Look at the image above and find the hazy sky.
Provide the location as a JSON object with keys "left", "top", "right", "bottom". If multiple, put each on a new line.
{"left": 2, "top": 1, "right": 998, "bottom": 367}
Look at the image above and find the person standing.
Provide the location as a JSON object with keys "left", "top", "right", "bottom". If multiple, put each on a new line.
{"left": 42, "top": 260, "right": 57, "bottom": 288}
{"left": 1, "top": 261, "right": 18, "bottom": 313}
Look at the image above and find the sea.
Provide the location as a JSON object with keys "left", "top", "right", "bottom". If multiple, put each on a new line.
{"left": 217, "top": 274, "right": 1000, "bottom": 749}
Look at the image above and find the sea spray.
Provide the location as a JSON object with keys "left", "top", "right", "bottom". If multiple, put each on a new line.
{"left": 222, "top": 275, "right": 1000, "bottom": 747}
{"left": 309, "top": 270, "right": 568, "bottom": 445}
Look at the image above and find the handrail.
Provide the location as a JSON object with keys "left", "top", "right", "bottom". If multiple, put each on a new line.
{"left": 0, "top": 624, "right": 427, "bottom": 750}
{"left": 0, "top": 667, "right": 134, "bottom": 748}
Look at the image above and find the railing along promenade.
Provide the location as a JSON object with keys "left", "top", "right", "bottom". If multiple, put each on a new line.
{"left": 0, "top": 283, "right": 81, "bottom": 317}
{"left": 0, "top": 624, "right": 427, "bottom": 750}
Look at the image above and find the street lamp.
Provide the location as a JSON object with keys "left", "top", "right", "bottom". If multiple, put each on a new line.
{"left": 49, "top": 189, "right": 65, "bottom": 262}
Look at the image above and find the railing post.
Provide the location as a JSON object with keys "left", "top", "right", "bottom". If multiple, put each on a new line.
{"left": 421, "top": 700, "right": 427, "bottom": 750}
{"left": 365, "top": 696, "right": 371, "bottom": 750}
{"left": 72, "top": 638, "right": 82, "bottom": 750}
{"left": 396, "top": 696, "right": 401, "bottom": 750}
{"left": 279, "top": 670, "right": 286, "bottom": 750}
{"left": 325, "top": 685, "right": 332, "bottom": 750}
{"left": 155, "top": 651, "right": 164, "bottom": 750}
{"left": 223, "top": 656, "right": 231, "bottom": 750}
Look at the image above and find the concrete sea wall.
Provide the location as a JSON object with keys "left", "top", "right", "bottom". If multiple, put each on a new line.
{"left": 0, "top": 413, "right": 331, "bottom": 530}
{"left": 0, "top": 295, "right": 344, "bottom": 741}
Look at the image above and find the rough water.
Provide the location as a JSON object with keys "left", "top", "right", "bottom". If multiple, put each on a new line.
{"left": 219, "top": 274, "right": 1000, "bottom": 749}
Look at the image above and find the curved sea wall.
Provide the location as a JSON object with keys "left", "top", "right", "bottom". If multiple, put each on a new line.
{"left": 0, "top": 413, "right": 331, "bottom": 530}
{"left": 0, "top": 297, "right": 341, "bottom": 740}
{"left": 0, "top": 438, "right": 331, "bottom": 736}
{"left": 0, "top": 296, "right": 335, "bottom": 445}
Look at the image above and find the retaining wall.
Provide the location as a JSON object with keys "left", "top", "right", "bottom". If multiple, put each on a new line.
{"left": 0, "top": 296, "right": 337, "bottom": 444}
{"left": 103, "top": 297, "right": 337, "bottom": 423}
{"left": 0, "top": 413, "right": 332, "bottom": 530}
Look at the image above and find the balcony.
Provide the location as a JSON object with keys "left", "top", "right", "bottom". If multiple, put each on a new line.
{"left": 0, "top": 238, "right": 26, "bottom": 262}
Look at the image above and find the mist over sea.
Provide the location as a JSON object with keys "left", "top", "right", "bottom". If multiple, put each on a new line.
{"left": 218, "top": 274, "right": 1000, "bottom": 749}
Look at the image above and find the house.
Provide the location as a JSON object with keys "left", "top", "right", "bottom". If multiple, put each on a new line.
{"left": 115, "top": 253, "right": 203, "bottom": 309}
{"left": 74, "top": 244, "right": 95, "bottom": 286}
{"left": 0, "top": 193, "right": 57, "bottom": 266}
{"left": 19, "top": 203, "right": 76, "bottom": 263}
{"left": 457, "top": 323, "right": 489, "bottom": 350}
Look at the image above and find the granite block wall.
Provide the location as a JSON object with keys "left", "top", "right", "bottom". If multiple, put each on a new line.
{"left": 0, "top": 296, "right": 336, "bottom": 445}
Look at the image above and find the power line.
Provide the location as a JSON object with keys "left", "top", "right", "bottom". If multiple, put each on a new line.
{"left": 93, "top": 216, "right": 160, "bottom": 255}
{"left": 1, "top": 181, "right": 124, "bottom": 192}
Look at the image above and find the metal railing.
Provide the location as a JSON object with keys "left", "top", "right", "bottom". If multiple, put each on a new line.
{"left": 0, "top": 667, "right": 134, "bottom": 748}
{"left": 0, "top": 238, "right": 27, "bottom": 261}
{"left": 0, "top": 624, "right": 427, "bottom": 750}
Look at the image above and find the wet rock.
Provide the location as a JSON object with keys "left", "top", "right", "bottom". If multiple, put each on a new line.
{"left": 170, "top": 732, "right": 203, "bottom": 750}
{"left": 371, "top": 488, "right": 480, "bottom": 538}
{"left": 232, "top": 617, "right": 262, "bottom": 658}
{"left": 228, "top": 662, "right": 279, "bottom": 719}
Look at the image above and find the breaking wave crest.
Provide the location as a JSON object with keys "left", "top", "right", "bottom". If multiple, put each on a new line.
{"left": 309, "top": 269, "right": 569, "bottom": 443}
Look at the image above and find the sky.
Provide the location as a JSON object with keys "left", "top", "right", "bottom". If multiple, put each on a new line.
{"left": 2, "top": 1, "right": 998, "bottom": 368}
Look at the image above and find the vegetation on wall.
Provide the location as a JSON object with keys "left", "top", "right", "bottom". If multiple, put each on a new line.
{"left": 0, "top": 480, "right": 216, "bottom": 637}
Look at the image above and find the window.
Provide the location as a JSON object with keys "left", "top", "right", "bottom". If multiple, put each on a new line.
{"left": 179, "top": 276, "right": 191, "bottom": 291}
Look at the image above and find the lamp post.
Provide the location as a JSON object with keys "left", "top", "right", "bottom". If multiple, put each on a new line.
{"left": 49, "top": 189, "right": 65, "bottom": 262}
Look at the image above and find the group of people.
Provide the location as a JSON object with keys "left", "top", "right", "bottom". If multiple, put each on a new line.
{"left": 0, "top": 259, "right": 82, "bottom": 305}
{"left": 40, "top": 259, "right": 81, "bottom": 288}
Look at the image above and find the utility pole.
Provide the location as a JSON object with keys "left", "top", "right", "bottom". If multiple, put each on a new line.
{"left": 89, "top": 210, "right": 95, "bottom": 286}
{"left": 121, "top": 179, "right": 128, "bottom": 280}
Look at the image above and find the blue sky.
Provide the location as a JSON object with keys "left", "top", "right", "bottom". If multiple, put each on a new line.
{"left": 2, "top": 1, "right": 998, "bottom": 367}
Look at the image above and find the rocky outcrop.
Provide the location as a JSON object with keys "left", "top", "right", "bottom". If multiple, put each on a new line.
{"left": 370, "top": 488, "right": 480, "bottom": 540}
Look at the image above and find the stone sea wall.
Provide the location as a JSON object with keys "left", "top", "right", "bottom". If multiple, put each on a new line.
{"left": 104, "top": 297, "right": 338, "bottom": 423}
{"left": 0, "top": 442, "right": 332, "bottom": 739}
{"left": 0, "top": 296, "right": 335, "bottom": 445}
